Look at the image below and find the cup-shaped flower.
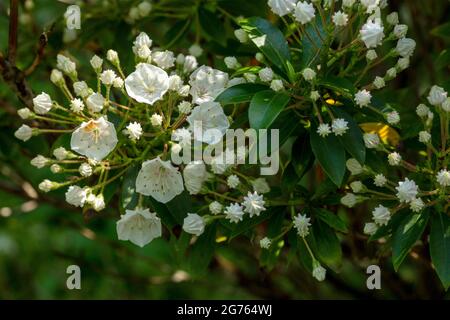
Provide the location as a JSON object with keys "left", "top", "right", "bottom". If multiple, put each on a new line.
{"left": 189, "top": 66, "right": 229, "bottom": 105}
{"left": 125, "top": 63, "right": 169, "bottom": 105}
{"left": 183, "top": 161, "right": 208, "bottom": 195}
{"left": 182, "top": 213, "right": 205, "bottom": 236}
{"left": 116, "top": 208, "right": 162, "bottom": 247}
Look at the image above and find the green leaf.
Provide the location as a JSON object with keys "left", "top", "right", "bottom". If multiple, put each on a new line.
{"left": 300, "top": 15, "right": 326, "bottom": 68}
{"left": 292, "top": 135, "right": 314, "bottom": 179}
{"left": 188, "top": 223, "right": 217, "bottom": 274}
{"left": 229, "top": 209, "right": 275, "bottom": 239}
{"left": 163, "top": 19, "right": 192, "bottom": 49}
{"left": 120, "top": 164, "right": 140, "bottom": 211}
{"left": 215, "top": 83, "right": 268, "bottom": 105}
{"left": 240, "top": 17, "right": 291, "bottom": 77}
{"left": 249, "top": 90, "right": 290, "bottom": 129}
{"left": 311, "top": 219, "right": 342, "bottom": 269}
{"left": 310, "top": 124, "right": 346, "bottom": 187}
{"left": 369, "top": 210, "right": 408, "bottom": 242}
{"left": 332, "top": 107, "right": 366, "bottom": 164}
{"left": 429, "top": 213, "right": 450, "bottom": 289}
{"left": 431, "top": 22, "right": 450, "bottom": 40}
{"left": 198, "top": 7, "right": 226, "bottom": 46}
{"left": 392, "top": 212, "right": 429, "bottom": 271}
{"left": 313, "top": 208, "right": 348, "bottom": 233}
{"left": 149, "top": 192, "right": 192, "bottom": 228}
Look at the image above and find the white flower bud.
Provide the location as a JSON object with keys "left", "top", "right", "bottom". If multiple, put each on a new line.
{"left": 427, "top": 85, "right": 447, "bottom": 106}
{"left": 31, "top": 155, "right": 49, "bottom": 168}
{"left": 258, "top": 67, "right": 273, "bottom": 82}
{"left": 442, "top": 98, "right": 450, "bottom": 112}
{"left": 33, "top": 92, "right": 53, "bottom": 115}
{"left": 270, "top": 79, "right": 284, "bottom": 91}
{"left": 374, "top": 174, "right": 387, "bottom": 187}
{"left": 14, "top": 124, "right": 33, "bottom": 141}
{"left": 366, "top": 50, "right": 378, "bottom": 61}
{"left": 255, "top": 53, "right": 264, "bottom": 62}
{"left": 182, "top": 213, "right": 205, "bottom": 236}
{"left": 416, "top": 104, "right": 430, "bottom": 117}
{"left": 100, "top": 70, "right": 117, "bottom": 86}
{"left": 418, "top": 131, "right": 431, "bottom": 144}
{"left": 393, "top": 24, "right": 408, "bottom": 39}
{"left": 90, "top": 55, "right": 103, "bottom": 71}
{"left": 17, "top": 108, "right": 33, "bottom": 119}
{"left": 79, "top": 162, "right": 93, "bottom": 177}
{"left": 50, "top": 69, "right": 64, "bottom": 84}
{"left": 388, "top": 152, "right": 402, "bottom": 166}
{"left": 137, "top": 1, "right": 152, "bottom": 17}
{"left": 189, "top": 44, "right": 203, "bottom": 57}
{"left": 53, "top": 147, "right": 68, "bottom": 160}
{"left": 350, "top": 181, "right": 365, "bottom": 193}
{"left": 396, "top": 38, "right": 416, "bottom": 58}
{"left": 355, "top": 89, "right": 372, "bottom": 107}
{"left": 386, "top": 111, "right": 400, "bottom": 125}
{"left": 387, "top": 12, "right": 399, "bottom": 25}
{"left": 373, "top": 76, "right": 385, "bottom": 89}
{"left": 50, "top": 164, "right": 62, "bottom": 173}
{"left": 209, "top": 201, "right": 223, "bottom": 215}
{"left": 234, "top": 29, "right": 248, "bottom": 43}
{"left": 39, "top": 179, "right": 55, "bottom": 193}
{"left": 150, "top": 113, "right": 163, "bottom": 126}
{"left": 224, "top": 56, "right": 240, "bottom": 69}
{"left": 346, "top": 158, "right": 363, "bottom": 175}
{"left": 302, "top": 68, "right": 316, "bottom": 81}
{"left": 106, "top": 49, "right": 119, "bottom": 64}
{"left": 363, "top": 133, "right": 380, "bottom": 149}
{"left": 364, "top": 222, "right": 378, "bottom": 236}
{"left": 178, "top": 101, "right": 192, "bottom": 114}
{"left": 113, "top": 77, "right": 124, "bottom": 89}
{"left": 341, "top": 193, "right": 357, "bottom": 208}
{"left": 310, "top": 91, "right": 320, "bottom": 101}
{"left": 168, "top": 75, "right": 182, "bottom": 91}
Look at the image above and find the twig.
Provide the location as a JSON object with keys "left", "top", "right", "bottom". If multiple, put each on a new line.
{"left": 7, "top": 0, "right": 18, "bottom": 65}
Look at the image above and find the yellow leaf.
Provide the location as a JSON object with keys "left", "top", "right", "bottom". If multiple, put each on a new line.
{"left": 360, "top": 122, "right": 400, "bottom": 146}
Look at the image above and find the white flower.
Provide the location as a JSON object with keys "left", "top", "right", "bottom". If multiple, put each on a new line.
{"left": 366, "top": 50, "right": 378, "bottom": 61}
{"left": 294, "top": 1, "right": 316, "bottom": 24}
{"left": 172, "top": 128, "right": 192, "bottom": 148}
{"left": 150, "top": 113, "right": 163, "bottom": 127}
{"left": 90, "top": 194, "right": 105, "bottom": 212}
{"left": 374, "top": 174, "right": 387, "bottom": 187}
{"left": 442, "top": 98, "right": 450, "bottom": 112}
{"left": 243, "top": 191, "right": 266, "bottom": 217}
{"left": 178, "top": 101, "right": 192, "bottom": 114}
{"left": 125, "top": 63, "right": 169, "bottom": 105}
{"left": 416, "top": 104, "right": 430, "bottom": 117}
{"left": 396, "top": 38, "right": 416, "bottom": 58}
{"left": 152, "top": 50, "right": 175, "bottom": 69}
{"left": 436, "top": 169, "right": 450, "bottom": 187}
{"left": 244, "top": 73, "right": 257, "bottom": 83}
{"left": 57, "top": 54, "right": 77, "bottom": 75}
{"left": 133, "top": 32, "right": 152, "bottom": 52}
{"left": 363, "top": 133, "right": 380, "bottom": 149}
{"left": 387, "top": 152, "right": 402, "bottom": 166}
{"left": 189, "top": 66, "right": 228, "bottom": 104}
{"left": 393, "top": 24, "right": 408, "bottom": 39}
{"left": 312, "top": 263, "right": 326, "bottom": 282}
{"left": 224, "top": 56, "right": 240, "bottom": 69}
{"left": 74, "top": 81, "right": 91, "bottom": 98}
{"left": 259, "top": 68, "right": 274, "bottom": 82}
{"left": 50, "top": 69, "right": 64, "bottom": 84}
{"left": 364, "top": 222, "right": 378, "bottom": 236}
{"left": 50, "top": 164, "right": 61, "bottom": 173}
{"left": 332, "top": 11, "right": 348, "bottom": 27}
{"left": 113, "top": 77, "right": 124, "bottom": 89}
{"left": 209, "top": 201, "right": 223, "bottom": 215}
{"left": 360, "top": 19, "right": 384, "bottom": 48}
{"left": 168, "top": 75, "right": 182, "bottom": 91}
{"left": 387, "top": 12, "right": 399, "bottom": 25}
{"left": 225, "top": 203, "right": 245, "bottom": 223}
{"left": 14, "top": 124, "right": 33, "bottom": 141}
{"left": 396, "top": 178, "right": 419, "bottom": 203}
{"left": 100, "top": 70, "right": 117, "bottom": 86}
{"left": 372, "top": 205, "right": 391, "bottom": 226}
{"left": 310, "top": 91, "right": 320, "bottom": 101}
{"left": 17, "top": 108, "right": 32, "bottom": 119}
{"left": 373, "top": 76, "right": 385, "bottom": 89}
{"left": 341, "top": 193, "right": 357, "bottom": 208}
{"left": 183, "top": 55, "right": 198, "bottom": 73}
{"left": 255, "top": 53, "right": 264, "bottom": 62}
{"left": 386, "top": 111, "right": 400, "bottom": 125}
{"left": 260, "top": 237, "right": 272, "bottom": 249}
{"left": 90, "top": 55, "right": 103, "bottom": 72}
{"left": 355, "top": 89, "right": 372, "bottom": 107}
{"left": 183, "top": 161, "right": 208, "bottom": 195}
{"left": 178, "top": 85, "right": 190, "bottom": 96}
{"left": 86, "top": 93, "right": 105, "bottom": 113}
{"left": 252, "top": 178, "right": 270, "bottom": 194}
{"left": 65, "top": 186, "right": 88, "bottom": 207}
{"left": 293, "top": 213, "right": 311, "bottom": 237}
{"left": 410, "top": 198, "right": 425, "bottom": 212}
{"left": 53, "top": 147, "right": 68, "bottom": 160}
{"left": 225, "top": 175, "right": 239, "bottom": 189}
{"left": 125, "top": 122, "right": 143, "bottom": 141}
{"left": 182, "top": 213, "right": 205, "bottom": 236}
{"left": 31, "top": 155, "right": 49, "bottom": 168}
{"left": 187, "top": 101, "right": 230, "bottom": 145}
{"left": 136, "top": 157, "right": 184, "bottom": 203}
{"left": 116, "top": 208, "right": 161, "bottom": 247}
{"left": 234, "top": 28, "right": 249, "bottom": 43}
{"left": 106, "top": 49, "right": 119, "bottom": 64}
{"left": 361, "top": 0, "right": 380, "bottom": 13}
{"left": 33, "top": 92, "right": 52, "bottom": 115}
{"left": 137, "top": 45, "right": 151, "bottom": 59}
{"left": 350, "top": 181, "right": 365, "bottom": 193}
{"left": 70, "top": 117, "right": 118, "bottom": 161}
{"left": 38, "top": 179, "right": 55, "bottom": 193}
{"left": 397, "top": 56, "right": 410, "bottom": 70}
{"left": 70, "top": 98, "right": 85, "bottom": 113}
{"left": 268, "top": 0, "right": 296, "bottom": 17}
{"left": 331, "top": 118, "right": 349, "bottom": 136}
{"left": 189, "top": 44, "right": 203, "bottom": 57}
{"left": 317, "top": 123, "right": 331, "bottom": 137}
{"left": 79, "top": 162, "right": 93, "bottom": 177}
{"left": 418, "top": 131, "right": 431, "bottom": 144}
{"left": 302, "top": 68, "right": 316, "bottom": 81}
{"left": 346, "top": 158, "right": 363, "bottom": 175}
{"left": 270, "top": 79, "right": 284, "bottom": 91}
{"left": 427, "top": 85, "right": 447, "bottom": 106}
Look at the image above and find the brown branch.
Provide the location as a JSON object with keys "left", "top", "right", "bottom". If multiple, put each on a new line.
{"left": 7, "top": 0, "right": 18, "bottom": 65}
{"left": 24, "top": 27, "right": 52, "bottom": 76}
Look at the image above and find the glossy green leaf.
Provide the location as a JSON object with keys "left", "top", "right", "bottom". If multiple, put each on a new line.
{"left": 312, "top": 219, "right": 342, "bottom": 269}
{"left": 429, "top": 213, "right": 450, "bottom": 289}
{"left": 120, "top": 164, "right": 140, "bottom": 211}
{"left": 188, "top": 223, "right": 217, "bottom": 274}
{"left": 313, "top": 208, "right": 348, "bottom": 233}
{"left": 292, "top": 135, "right": 314, "bottom": 179}
{"left": 249, "top": 90, "right": 290, "bottom": 129}
{"left": 215, "top": 83, "right": 268, "bottom": 105}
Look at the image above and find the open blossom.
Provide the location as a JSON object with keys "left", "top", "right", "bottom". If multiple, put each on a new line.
{"left": 125, "top": 63, "right": 169, "bottom": 105}
{"left": 182, "top": 213, "right": 205, "bottom": 236}
{"left": 294, "top": 1, "right": 315, "bottom": 25}
{"left": 372, "top": 205, "right": 391, "bottom": 226}
{"left": 14, "top": 124, "right": 33, "bottom": 141}
{"left": 427, "top": 85, "right": 447, "bottom": 106}
{"left": 243, "top": 192, "right": 266, "bottom": 217}
{"left": 360, "top": 19, "right": 384, "bottom": 48}
{"left": 396, "top": 178, "right": 419, "bottom": 203}
{"left": 65, "top": 186, "right": 88, "bottom": 207}
{"left": 86, "top": 93, "right": 105, "bottom": 113}
{"left": 33, "top": 92, "right": 52, "bottom": 115}
{"left": 136, "top": 157, "right": 184, "bottom": 203}
{"left": 355, "top": 90, "right": 371, "bottom": 107}
{"left": 387, "top": 152, "right": 402, "bottom": 166}
{"left": 183, "top": 161, "right": 208, "bottom": 195}
{"left": 293, "top": 213, "right": 311, "bottom": 237}
{"left": 331, "top": 118, "right": 349, "bottom": 136}
{"left": 187, "top": 101, "right": 230, "bottom": 145}
{"left": 268, "top": 0, "right": 296, "bottom": 17}
{"left": 317, "top": 123, "right": 331, "bottom": 137}
{"left": 116, "top": 208, "right": 162, "bottom": 247}
{"left": 152, "top": 50, "right": 175, "bottom": 69}
{"left": 70, "top": 117, "right": 118, "bottom": 161}
{"left": 125, "top": 122, "right": 143, "bottom": 141}
{"left": 436, "top": 169, "right": 450, "bottom": 187}
{"left": 225, "top": 203, "right": 245, "bottom": 223}
{"left": 189, "top": 66, "right": 228, "bottom": 104}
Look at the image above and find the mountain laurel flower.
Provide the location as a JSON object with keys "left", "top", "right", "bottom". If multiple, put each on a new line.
{"left": 136, "top": 45, "right": 151, "bottom": 60}
{"left": 331, "top": 118, "right": 349, "bottom": 136}
{"left": 373, "top": 76, "right": 385, "bottom": 89}
{"left": 244, "top": 73, "right": 257, "bottom": 83}
{"left": 346, "top": 158, "right": 363, "bottom": 175}
{"left": 188, "top": 44, "right": 203, "bottom": 57}
{"left": 364, "top": 222, "right": 378, "bottom": 236}
{"left": 227, "top": 175, "right": 240, "bottom": 189}
{"left": 436, "top": 169, "right": 450, "bottom": 187}
{"left": 33, "top": 92, "right": 52, "bottom": 115}
{"left": 106, "top": 49, "right": 119, "bottom": 64}
{"left": 183, "top": 161, "right": 208, "bottom": 195}
{"left": 116, "top": 208, "right": 162, "bottom": 247}
{"left": 182, "top": 213, "right": 205, "bottom": 236}
{"left": 366, "top": 50, "right": 378, "bottom": 61}
{"left": 410, "top": 198, "right": 425, "bottom": 212}
{"left": 70, "top": 117, "right": 118, "bottom": 161}
{"left": 252, "top": 178, "right": 271, "bottom": 194}
{"left": 183, "top": 55, "right": 198, "bottom": 74}
{"left": 243, "top": 191, "right": 266, "bottom": 217}
{"left": 332, "top": 11, "right": 349, "bottom": 27}
{"left": 133, "top": 32, "right": 152, "bottom": 52}
{"left": 259, "top": 67, "right": 273, "bottom": 82}
{"left": 57, "top": 54, "right": 77, "bottom": 76}
{"left": 224, "top": 56, "right": 240, "bottom": 69}
{"left": 50, "top": 164, "right": 62, "bottom": 173}
{"left": 125, "top": 122, "right": 143, "bottom": 141}
{"left": 268, "top": 0, "right": 296, "bottom": 16}
{"left": 38, "top": 179, "right": 56, "bottom": 193}
{"left": 90, "top": 194, "right": 105, "bottom": 212}
{"left": 396, "top": 38, "right": 416, "bottom": 58}
{"left": 234, "top": 28, "right": 249, "bottom": 43}
{"left": 74, "top": 81, "right": 91, "bottom": 98}
{"left": 386, "top": 111, "right": 400, "bottom": 125}
{"left": 294, "top": 1, "right": 316, "bottom": 24}
{"left": 90, "top": 55, "right": 103, "bottom": 72}
{"left": 209, "top": 201, "right": 223, "bottom": 215}
{"left": 14, "top": 124, "right": 33, "bottom": 141}
{"left": 293, "top": 213, "right": 311, "bottom": 237}
{"left": 312, "top": 263, "right": 326, "bottom": 282}
{"left": 374, "top": 174, "right": 387, "bottom": 187}
{"left": 50, "top": 69, "right": 64, "bottom": 85}
{"left": 178, "top": 84, "right": 190, "bottom": 97}
{"left": 396, "top": 57, "right": 410, "bottom": 71}
{"left": 112, "top": 77, "right": 124, "bottom": 89}
{"left": 225, "top": 203, "right": 245, "bottom": 223}
{"left": 270, "top": 79, "right": 284, "bottom": 91}
{"left": 53, "top": 147, "right": 68, "bottom": 160}
{"left": 152, "top": 50, "right": 175, "bottom": 69}
{"left": 168, "top": 75, "right": 183, "bottom": 91}
{"left": 189, "top": 66, "right": 228, "bottom": 104}
{"left": 393, "top": 24, "right": 408, "bottom": 39}
{"left": 150, "top": 113, "right": 163, "bottom": 127}
{"left": 355, "top": 89, "right": 372, "bottom": 107}
{"left": 387, "top": 152, "right": 402, "bottom": 166}
{"left": 341, "top": 193, "right": 357, "bottom": 208}
{"left": 100, "top": 70, "right": 117, "bottom": 86}
{"left": 350, "top": 181, "right": 365, "bottom": 193}
{"left": 259, "top": 237, "right": 272, "bottom": 249}
{"left": 361, "top": 0, "right": 380, "bottom": 13}
{"left": 360, "top": 19, "right": 384, "bottom": 48}
{"left": 17, "top": 108, "right": 32, "bottom": 119}
{"left": 317, "top": 123, "right": 331, "bottom": 137}
{"left": 125, "top": 63, "right": 169, "bottom": 105}
{"left": 396, "top": 178, "right": 419, "bottom": 203}
{"left": 302, "top": 68, "right": 316, "bottom": 81}
{"left": 387, "top": 12, "right": 399, "bottom": 25}
{"left": 31, "top": 155, "right": 49, "bottom": 169}
{"left": 86, "top": 93, "right": 105, "bottom": 113}
{"left": 372, "top": 205, "right": 391, "bottom": 226}
{"left": 363, "top": 133, "right": 380, "bottom": 149}
{"left": 78, "top": 163, "right": 93, "bottom": 177}
{"left": 416, "top": 104, "right": 430, "bottom": 117}
{"left": 136, "top": 157, "right": 184, "bottom": 203}
{"left": 178, "top": 101, "right": 192, "bottom": 114}
{"left": 65, "top": 186, "right": 88, "bottom": 207}
{"left": 70, "top": 98, "right": 85, "bottom": 113}
{"left": 418, "top": 131, "right": 431, "bottom": 144}
{"left": 427, "top": 85, "right": 447, "bottom": 106}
